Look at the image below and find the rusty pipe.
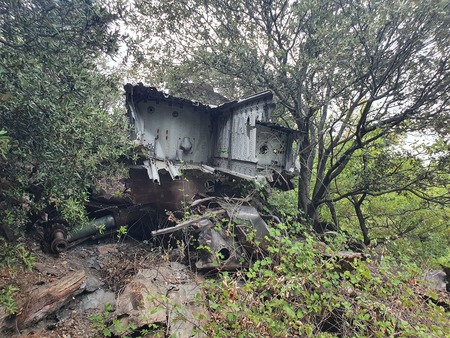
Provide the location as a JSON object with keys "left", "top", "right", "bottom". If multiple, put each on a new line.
{"left": 67, "top": 215, "right": 116, "bottom": 242}
{"left": 51, "top": 228, "right": 68, "bottom": 253}
{"left": 48, "top": 205, "right": 151, "bottom": 253}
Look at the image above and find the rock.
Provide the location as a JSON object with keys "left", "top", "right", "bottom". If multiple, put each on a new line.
{"left": 33, "top": 262, "right": 59, "bottom": 276}
{"left": 115, "top": 262, "right": 207, "bottom": 337}
{"left": 0, "top": 305, "right": 15, "bottom": 331}
{"left": 79, "top": 289, "right": 116, "bottom": 312}
{"left": 96, "top": 244, "right": 118, "bottom": 256}
{"left": 421, "top": 270, "right": 448, "bottom": 292}
{"left": 321, "top": 250, "right": 366, "bottom": 272}
{"left": 85, "top": 275, "right": 104, "bottom": 292}
{"left": 0, "top": 222, "right": 16, "bottom": 242}
{"left": 88, "top": 257, "right": 101, "bottom": 270}
{"left": 116, "top": 278, "right": 166, "bottom": 325}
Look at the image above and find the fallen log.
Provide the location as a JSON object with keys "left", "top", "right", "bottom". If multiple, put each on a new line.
{"left": 17, "top": 269, "right": 86, "bottom": 329}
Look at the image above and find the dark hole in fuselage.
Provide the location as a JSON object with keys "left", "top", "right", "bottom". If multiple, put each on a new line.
{"left": 218, "top": 248, "right": 230, "bottom": 260}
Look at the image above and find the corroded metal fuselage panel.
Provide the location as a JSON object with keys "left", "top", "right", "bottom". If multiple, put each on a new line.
{"left": 129, "top": 167, "right": 210, "bottom": 211}
{"left": 124, "top": 84, "right": 298, "bottom": 211}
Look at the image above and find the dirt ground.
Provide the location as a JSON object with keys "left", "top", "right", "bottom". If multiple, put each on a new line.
{"left": 2, "top": 228, "right": 450, "bottom": 338}
{"left": 0, "top": 235, "right": 175, "bottom": 338}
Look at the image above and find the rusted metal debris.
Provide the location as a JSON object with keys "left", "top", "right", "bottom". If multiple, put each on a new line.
{"left": 149, "top": 196, "right": 273, "bottom": 270}
{"left": 42, "top": 86, "right": 299, "bottom": 270}
{"left": 44, "top": 203, "right": 154, "bottom": 253}
{"left": 151, "top": 209, "right": 227, "bottom": 236}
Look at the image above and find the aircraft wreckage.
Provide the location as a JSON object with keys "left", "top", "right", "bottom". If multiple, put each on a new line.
{"left": 44, "top": 83, "right": 299, "bottom": 269}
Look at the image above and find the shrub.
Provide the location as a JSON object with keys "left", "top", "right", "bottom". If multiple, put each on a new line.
{"left": 201, "top": 221, "right": 450, "bottom": 337}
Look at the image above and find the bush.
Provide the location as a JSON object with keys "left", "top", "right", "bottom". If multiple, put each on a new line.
{"left": 202, "top": 222, "right": 450, "bottom": 337}
{"left": 0, "top": 0, "right": 128, "bottom": 230}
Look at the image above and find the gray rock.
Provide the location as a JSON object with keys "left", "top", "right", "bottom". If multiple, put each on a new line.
{"left": 79, "top": 289, "right": 116, "bottom": 312}
{"left": 85, "top": 275, "right": 104, "bottom": 292}
{"left": 421, "top": 270, "right": 448, "bottom": 292}
{"left": 0, "top": 305, "right": 15, "bottom": 331}
{"left": 115, "top": 263, "right": 207, "bottom": 337}
{"left": 88, "top": 256, "right": 101, "bottom": 270}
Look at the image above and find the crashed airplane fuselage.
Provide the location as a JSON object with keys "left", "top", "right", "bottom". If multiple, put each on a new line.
{"left": 124, "top": 83, "right": 296, "bottom": 211}
{"left": 45, "top": 84, "right": 297, "bottom": 269}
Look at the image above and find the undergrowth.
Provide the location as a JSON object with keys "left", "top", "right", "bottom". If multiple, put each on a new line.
{"left": 0, "top": 239, "right": 35, "bottom": 316}
{"left": 201, "top": 221, "right": 450, "bottom": 337}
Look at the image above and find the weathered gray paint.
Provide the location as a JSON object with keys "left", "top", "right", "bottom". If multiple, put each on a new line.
{"left": 132, "top": 100, "right": 213, "bottom": 164}
{"left": 125, "top": 84, "right": 297, "bottom": 196}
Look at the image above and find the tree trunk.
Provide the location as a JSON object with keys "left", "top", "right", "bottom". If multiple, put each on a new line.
{"left": 296, "top": 113, "right": 318, "bottom": 226}
{"left": 351, "top": 195, "right": 370, "bottom": 246}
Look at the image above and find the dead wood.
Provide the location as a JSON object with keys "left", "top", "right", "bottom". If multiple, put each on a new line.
{"left": 17, "top": 269, "right": 86, "bottom": 329}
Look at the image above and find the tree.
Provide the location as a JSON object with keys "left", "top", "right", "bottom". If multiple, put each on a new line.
{"left": 0, "top": 0, "right": 128, "bottom": 229}
{"left": 324, "top": 134, "right": 450, "bottom": 244}
{"left": 129, "top": 0, "right": 450, "bottom": 230}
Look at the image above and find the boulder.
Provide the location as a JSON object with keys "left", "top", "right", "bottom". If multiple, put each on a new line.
{"left": 421, "top": 270, "right": 448, "bottom": 292}
{"left": 115, "top": 262, "right": 207, "bottom": 337}
{"left": 79, "top": 289, "right": 116, "bottom": 312}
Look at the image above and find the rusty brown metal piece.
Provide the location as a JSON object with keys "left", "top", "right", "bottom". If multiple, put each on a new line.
{"left": 129, "top": 167, "right": 209, "bottom": 211}
{"left": 50, "top": 227, "right": 68, "bottom": 253}
{"left": 47, "top": 204, "right": 153, "bottom": 253}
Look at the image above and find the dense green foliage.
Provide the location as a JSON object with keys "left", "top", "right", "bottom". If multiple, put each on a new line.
{"left": 0, "top": 0, "right": 128, "bottom": 229}
{"left": 319, "top": 134, "right": 450, "bottom": 258}
{"left": 202, "top": 223, "right": 450, "bottom": 337}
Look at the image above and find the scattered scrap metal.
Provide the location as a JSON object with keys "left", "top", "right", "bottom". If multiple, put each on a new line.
{"left": 42, "top": 85, "right": 299, "bottom": 270}
{"left": 151, "top": 196, "right": 275, "bottom": 270}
